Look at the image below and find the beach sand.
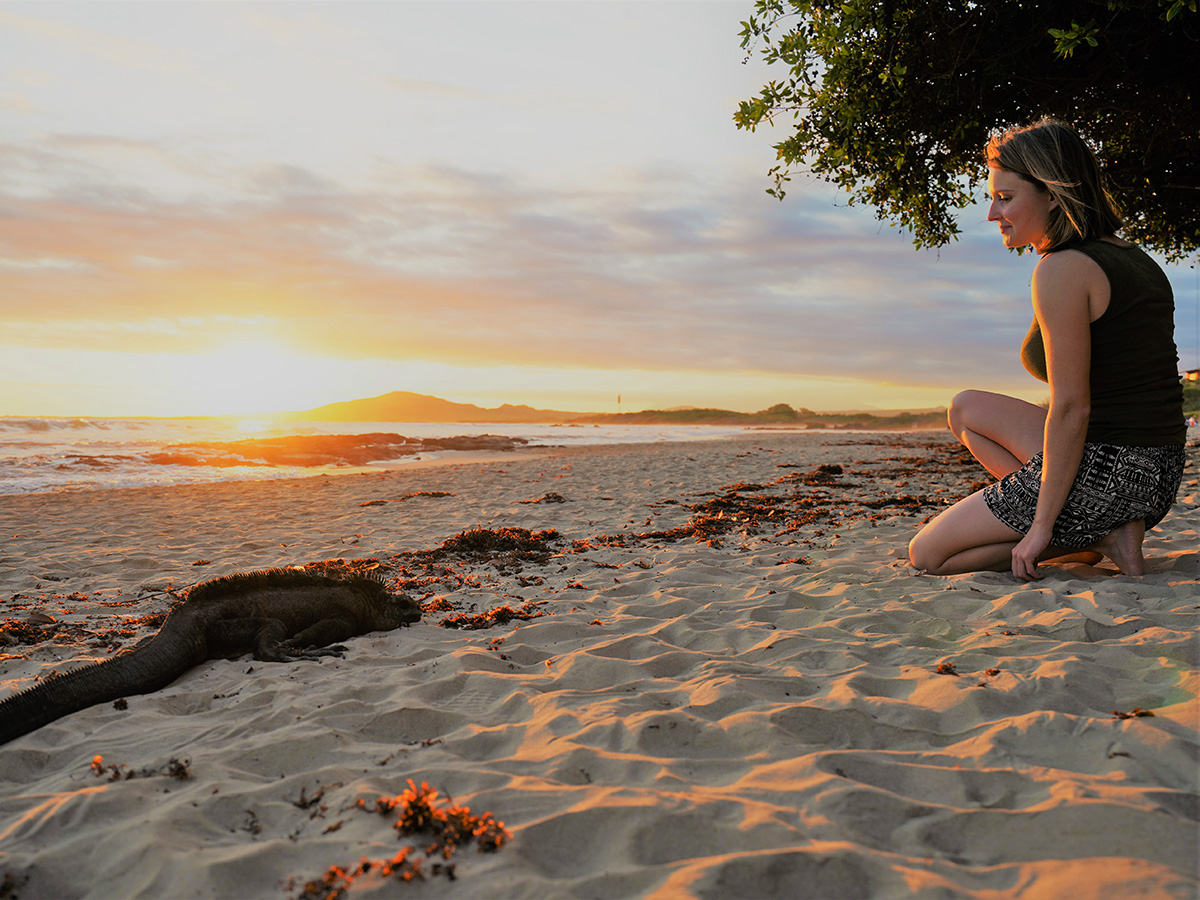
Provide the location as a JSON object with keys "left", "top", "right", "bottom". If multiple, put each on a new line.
{"left": 0, "top": 431, "right": 1196, "bottom": 899}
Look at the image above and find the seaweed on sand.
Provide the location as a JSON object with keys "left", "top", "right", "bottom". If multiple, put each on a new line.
{"left": 430, "top": 527, "right": 560, "bottom": 559}
{"left": 294, "top": 780, "right": 510, "bottom": 899}
{"left": 438, "top": 601, "right": 549, "bottom": 630}
{"left": 416, "top": 527, "right": 561, "bottom": 574}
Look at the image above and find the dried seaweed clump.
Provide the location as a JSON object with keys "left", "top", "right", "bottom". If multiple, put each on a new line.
{"left": 1112, "top": 707, "right": 1156, "bottom": 719}
{"left": 383, "top": 779, "right": 509, "bottom": 854}
{"left": 434, "top": 527, "right": 560, "bottom": 558}
{"left": 421, "top": 596, "right": 458, "bottom": 614}
{"left": 0, "top": 618, "right": 54, "bottom": 647}
{"left": 582, "top": 486, "right": 829, "bottom": 549}
{"left": 300, "top": 558, "right": 387, "bottom": 579}
{"left": 790, "top": 463, "right": 847, "bottom": 486}
{"left": 90, "top": 754, "right": 191, "bottom": 781}
{"left": 296, "top": 780, "right": 509, "bottom": 899}
{"left": 439, "top": 601, "right": 549, "bottom": 630}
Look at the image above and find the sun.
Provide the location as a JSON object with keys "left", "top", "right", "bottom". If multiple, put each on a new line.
{"left": 173, "top": 339, "right": 330, "bottom": 416}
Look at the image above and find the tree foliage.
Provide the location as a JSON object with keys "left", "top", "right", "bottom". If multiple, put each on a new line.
{"left": 735, "top": 0, "right": 1199, "bottom": 261}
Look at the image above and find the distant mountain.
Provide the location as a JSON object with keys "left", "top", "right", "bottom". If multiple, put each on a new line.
{"left": 278, "top": 391, "right": 947, "bottom": 430}
{"left": 278, "top": 390, "right": 582, "bottom": 424}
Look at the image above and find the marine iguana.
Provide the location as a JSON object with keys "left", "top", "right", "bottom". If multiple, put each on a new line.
{"left": 0, "top": 568, "right": 421, "bottom": 746}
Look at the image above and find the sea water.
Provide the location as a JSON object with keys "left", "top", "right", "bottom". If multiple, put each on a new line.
{"left": 0, "top": 417, "right": 762, "bottom": 495}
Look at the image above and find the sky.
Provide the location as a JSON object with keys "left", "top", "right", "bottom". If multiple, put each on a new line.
{"left": 2, "top": 1, "right": 1197, "bottom": 418}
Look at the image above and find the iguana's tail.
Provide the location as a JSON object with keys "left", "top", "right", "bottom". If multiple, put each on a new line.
{"left": 0, "top": 622, "right": 203, "bottom": 746}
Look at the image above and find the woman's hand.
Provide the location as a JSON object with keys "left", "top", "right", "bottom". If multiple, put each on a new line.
{"left": 1011, "top": 524, "right": 1053, "bottom": 581}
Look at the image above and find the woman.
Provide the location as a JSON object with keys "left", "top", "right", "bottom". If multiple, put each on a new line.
{"left": 908, "top": 119, "right": 1186, "bottom": 580}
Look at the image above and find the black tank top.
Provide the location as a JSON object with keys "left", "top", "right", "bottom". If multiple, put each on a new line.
{"left": 1020, "top": 240, "right": 1185, "bottom": 446}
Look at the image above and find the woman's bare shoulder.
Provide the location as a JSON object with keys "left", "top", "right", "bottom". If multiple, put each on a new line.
{"left": 1032, "top": 249, "right": 1105, "bottom": 305}
{"left": 1033, "top": 247, "right": 1102, "bottom": 281}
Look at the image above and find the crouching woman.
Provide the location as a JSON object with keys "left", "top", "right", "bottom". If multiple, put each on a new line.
{"left": 908, "top": 119, "right": 1186, "bottom": 580}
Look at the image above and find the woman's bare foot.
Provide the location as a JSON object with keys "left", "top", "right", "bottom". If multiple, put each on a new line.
{"left": 1043, "top": 550, "right": 1104, "bottom": 566}
{"left": 1089, "top": 520, "right": 1147, "bottom": 575}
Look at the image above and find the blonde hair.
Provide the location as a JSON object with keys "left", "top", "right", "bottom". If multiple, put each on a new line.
{"left": 987, "top": 119, "right": 1123, "bottom": 251}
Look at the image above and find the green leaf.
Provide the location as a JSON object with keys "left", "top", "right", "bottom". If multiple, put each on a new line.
{"left": 733, "top": 0, "right": 1199, "bottom": 259}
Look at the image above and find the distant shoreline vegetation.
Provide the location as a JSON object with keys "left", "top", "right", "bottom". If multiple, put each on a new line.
{"left": 1185, "top": 382, "right": 1200, "bottom": 417}
{"left": 277, "top": 392, "right": 949, "bottom": 431}
{"left": 572, "top": 403, "right": 947, "bottom": 431}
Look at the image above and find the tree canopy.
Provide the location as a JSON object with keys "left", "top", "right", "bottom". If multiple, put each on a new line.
{"left": 735, "top": 0, "right": 1199, "bottom": 261}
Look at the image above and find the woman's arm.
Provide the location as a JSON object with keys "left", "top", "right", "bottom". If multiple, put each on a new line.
{"left": 1010, "top": 251, "right": 1095, "bottom": 580}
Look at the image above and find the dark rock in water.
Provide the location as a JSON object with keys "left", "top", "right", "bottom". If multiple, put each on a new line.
{"left": 428, "top": 434, "right": 531, "bottom": 453}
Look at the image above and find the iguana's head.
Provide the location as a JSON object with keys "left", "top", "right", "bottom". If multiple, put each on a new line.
{"left": 309, "top": 571, "right": 422, "bottom": 628}
{"left": 380, "top": 590, "right": 422, "bottom": 628}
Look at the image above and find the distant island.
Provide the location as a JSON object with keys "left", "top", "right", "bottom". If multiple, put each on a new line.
{"left": 276, "top": 391, "right": 568, "bottom": 425}
{"left": 277, "top": 391, "right": 948, "bottom": 431}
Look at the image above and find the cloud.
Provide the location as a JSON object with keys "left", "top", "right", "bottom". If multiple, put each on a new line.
{"left": 4, "top": 2, "right": 1192, "bottom": 417}
{"left": 384, "top": 75, "right": 489, "bottom": 103}
{"left": 0, "top": 134, "right": 1044, "bottom": 396}
{"left": 0, "top": 89, "right": 34, "bottom": 112}
{"left": 236, "top": 7, "right": 359, "bottom": 48}
{"left": 0, "top": 8, "right": 184, "bottom": 72}
{"left": 0, "top": 255, "right": 92, "bottom": 272}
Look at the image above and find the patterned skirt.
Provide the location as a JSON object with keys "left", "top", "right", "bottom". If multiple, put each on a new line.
{"left": 982, "top": 442, "right": 1185, "bottom": 549}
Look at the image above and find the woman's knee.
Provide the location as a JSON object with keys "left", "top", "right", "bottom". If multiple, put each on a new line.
{"left": 907, "top": 527, "right": 944, "bottom": 573}
{"left": 948, "top": 389, "right": 987, "bottom": 437}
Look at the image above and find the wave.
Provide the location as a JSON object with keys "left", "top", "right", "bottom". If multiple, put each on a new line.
{"left": 0, "top": 420, "right": 758, "bottom": 494}
{"left": 0, "top": 433, "right": 538, "bottom": 495}
{"left": 54, "top": 454, "right": 141, "bottom": 470}
{"left": 145, "top": 432, "right": 532, "bottom": 468}
{"left": 0, "top": 417, "right": 123, "bottom": 433}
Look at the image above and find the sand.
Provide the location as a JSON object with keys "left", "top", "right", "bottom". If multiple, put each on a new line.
{"left": 0, "top": 431, "right": 1196, "bottom": 900}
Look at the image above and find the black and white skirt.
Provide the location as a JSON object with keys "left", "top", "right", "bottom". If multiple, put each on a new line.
{"left": 982, "top": 442, "right": 1185, "bottom": 548}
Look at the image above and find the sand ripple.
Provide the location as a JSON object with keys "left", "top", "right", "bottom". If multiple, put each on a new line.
{"left": 0, "top": 433, "right": 1196, "bottom": 898}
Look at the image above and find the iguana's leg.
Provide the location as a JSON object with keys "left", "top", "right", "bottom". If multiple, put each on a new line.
{"left": 206, "top": 618, "right": 347, "bottom": 662}
{"left": 282, "top": 617, "right": 357, "bottom": 654}
{"left": 206, "top": 618, "right": 272, "bottom": 656}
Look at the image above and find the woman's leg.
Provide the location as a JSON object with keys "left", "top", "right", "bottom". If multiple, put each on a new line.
{"left": 915, "top": 392, "right": 1150, "bottom": 577}
{"left": 909, "top": 490, "right": 1027, "bottom": 575}
{"left": 906, "top": 392, "right": 1043, "bottom": 576}
{"left": 909, "top": 490, "right": 1134, "bottom": 576}
{"left": 948, "top": 390, "right": 1047, "bottom": 478}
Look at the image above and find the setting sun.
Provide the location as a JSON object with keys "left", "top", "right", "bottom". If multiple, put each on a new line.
{"left": 173, "top": 340, "right": 329, "bottom": 416}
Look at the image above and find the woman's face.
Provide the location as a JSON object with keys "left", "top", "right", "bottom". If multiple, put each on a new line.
{"left": 986, "top": 167, "right": 1058, "bottom": 252}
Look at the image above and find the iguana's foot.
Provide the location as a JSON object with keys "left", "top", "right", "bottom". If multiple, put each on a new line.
{"left": 288, "top": 645, "right": 348, "bottom": 660}
{"left": 259, "top": 644, "right": 348, "bottom": 662}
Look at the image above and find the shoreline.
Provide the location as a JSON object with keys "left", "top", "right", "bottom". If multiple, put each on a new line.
{"left": 0, "top": 420, "right": 955, "bottom": 499}
{"left": 8, "top": 419, "right": 1192, "bottom": 498}
{"left": 0, "top": 431, "right": 1197, "bottom": 899}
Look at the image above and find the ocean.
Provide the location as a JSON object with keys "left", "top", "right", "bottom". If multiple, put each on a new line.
{"left": 0, "top": 417, "right": 762, "bottom": 495}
